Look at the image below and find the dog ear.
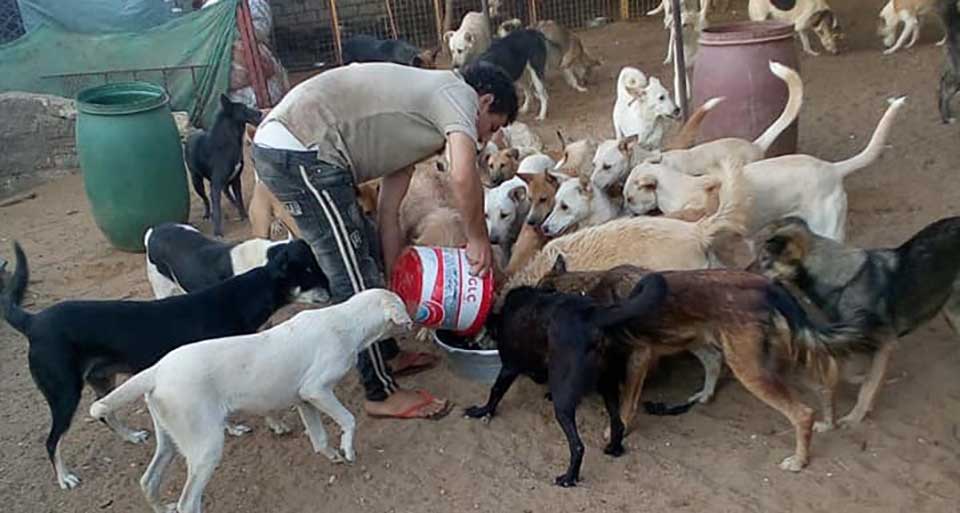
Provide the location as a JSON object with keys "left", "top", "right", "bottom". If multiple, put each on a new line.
{"left": 618, "top": 134, "right": 639, "bottom": 154}
{"left": 555, "top": 130, "right": 567, "bottom": 149}
{"left": 516, "top": 172, "right": 535, "bottom": 184}
{"left": 465, "top": 32, "right": 474, "bottom": 44}
{"left": 550, "top": 254, "right": 568, "bottom": 276}
{"left": 507, "top": 148, "right": 520, "bottom": 160}
{"left": 411, "top": 55, "right": 424, "bottom": 68}
{"left": 810, "top": 9, "right": 832, "bottom": 28}
{"left": 443, "top": 31, "right": 455, "bottom": 45}
{"left": 508, "top": 184, "right": 527, "bottom": 204}
{"left": 577, "top": 172, "right": 591, "bottom": 189}
{"left": 548, "top": 169, "right": 574, "bottom": 183}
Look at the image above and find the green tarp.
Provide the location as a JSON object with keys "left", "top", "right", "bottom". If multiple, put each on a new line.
{"left": 0, "top": 0, "right": 236, "bottom": 128}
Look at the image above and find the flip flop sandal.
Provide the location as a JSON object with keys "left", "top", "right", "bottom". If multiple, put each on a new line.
{"left": 390, "top": 351, "right": 440, "bottom": 377}
{"left": 369, "top": 390, "right": 452, "bottom": 420}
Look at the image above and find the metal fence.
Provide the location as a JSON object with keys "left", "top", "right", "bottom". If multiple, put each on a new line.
{"left": 272, "top": 0, "right": 660, "bottom": 72}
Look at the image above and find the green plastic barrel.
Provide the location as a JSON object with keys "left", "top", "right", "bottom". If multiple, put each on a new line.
{"left": 75, "top": 82, "right": 190, "bottom": 252}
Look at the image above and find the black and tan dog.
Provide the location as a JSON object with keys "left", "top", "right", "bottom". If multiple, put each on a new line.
{"left": 465, "top": 272, "right": 669, "bottom": 487}
{"left": 538, "top": 255, "right": 878, "bottom": 472}
{"left": 751, "top": 215, "right": 960, "bottom": 430}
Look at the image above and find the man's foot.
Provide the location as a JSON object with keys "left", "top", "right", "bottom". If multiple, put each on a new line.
{"left": 390, "top": 351, "right": 439, "bottom": 377}
{"left": 365, "top": 389, "right": 450, "bottom": 420}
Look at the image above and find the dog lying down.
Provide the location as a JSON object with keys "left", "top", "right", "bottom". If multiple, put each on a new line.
{"left": 0, "top": 240, "right": 325, "bottom": 490}
{"left": 466, "top": 273, "right": 676, "bottom": 487}
{"left": 538, "top": 257, "right": 881, "bottom": 472}
{"left": 751, "top": 215, "right": 960, "bottom": 430}
{"left": 90, "top": 289, "right": 413, "bottom": 513}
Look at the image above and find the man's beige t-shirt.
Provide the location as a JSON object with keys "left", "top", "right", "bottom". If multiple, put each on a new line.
{"left": 263, "top": 63, "right": 479, "bottom": 183}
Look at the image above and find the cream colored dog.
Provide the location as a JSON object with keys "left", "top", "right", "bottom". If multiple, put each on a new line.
{"left": 90, "top": 289, "right": 412, "bottom": 513}
{"left": 878, "top": 0, "right": 946, "bottom": 54}
{"left": 445, "top": 11, "right": 492, "bottom": 68}
{"left": 748, "top": 0, "right": 843, "bottom": 55}
{"left": 625, "top": 97, "right": 907, "bottom": 241}
{"left": 612, "top": 66, "right": 681, "bottom": 148}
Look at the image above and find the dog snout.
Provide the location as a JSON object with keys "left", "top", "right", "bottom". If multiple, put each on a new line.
{"left": 671, "top": 107, "right": 681, "bottom": 118}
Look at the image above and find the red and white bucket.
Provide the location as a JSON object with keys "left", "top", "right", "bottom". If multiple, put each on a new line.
{"left": 390, "top": 246, "right": 495, "bottom": 337}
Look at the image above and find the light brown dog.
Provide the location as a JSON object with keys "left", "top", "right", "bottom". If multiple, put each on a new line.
{"left": 534, "top": 20, "right": 603, "bottom": 92}
{"left": 748, "top": 0, "right": 844, "bottom": 55}
{"left": 538, "top": 260, "right": 878, "bottom": 472}
{"left": 878, "top": 0, "right": 945, "bottom": 54}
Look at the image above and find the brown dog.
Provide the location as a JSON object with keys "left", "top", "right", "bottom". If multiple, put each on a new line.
{"left": 538, "top": 257, "right": 878, "bottom": 472}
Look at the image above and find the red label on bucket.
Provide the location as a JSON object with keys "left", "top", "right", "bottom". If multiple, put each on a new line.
{"left": 390, "top": 246, "right": 494, "bottom": 337}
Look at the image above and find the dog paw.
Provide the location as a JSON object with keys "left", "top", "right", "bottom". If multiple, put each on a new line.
{"left": 603, "top": 442, "right": 625, "bottom": 457}
{"left": 341, "top": 444, "right": 356, "bottom": 463}
{"left": 837, "top": 414, "right": 864, "bottom": 429}
{"left": 225, "top": 423, "right": 253, "bottom": 437}
{"left": 882, "top": 48, "right": 896, "bottom": 55}
{"left": 157, "top": 502, "right": 178, "bottom": 513}
{"left": 813, "top": 421, "right": 835, "bottom": 433}
{"left": 602, "top": 426, "right": 611, "bottom": 442}
{"left": 687, "top": 390, "right": 713, "bottom": 404}
{"left": 126, "top": 429, "right": 151, "bottom": 444}
{"left": 266, "top": 418, "right": 292, "bottom": 436}
{"left": 575, "top": 86, "right": 588, "bottom": 93}
{"left": 324, "top": 448, "right": 346, "bottom": 464}
{"left": 463, "top": 405, "right": 491, "bottom": 420}
{"left": 554, "top": 474, "right": 578, "bottom": 487}
{"left": 778, "top": 455, "right": 807, "bottom": 472}
{"left": 58, "top": 470, "right": 81, "bottom": 490}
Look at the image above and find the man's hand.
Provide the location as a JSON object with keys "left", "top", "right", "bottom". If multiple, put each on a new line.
{"left": 465, "top": 236, "right": 494, "bottom": 277}
{"left": 447, "top": 132, "right": 492, "bottom": 276}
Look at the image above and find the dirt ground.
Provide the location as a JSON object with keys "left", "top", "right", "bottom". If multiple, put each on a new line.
{"left": 2, "top": 1, "right": 959, "bottom": 511}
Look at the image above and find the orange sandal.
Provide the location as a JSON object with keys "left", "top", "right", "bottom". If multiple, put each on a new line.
{"left": 369, "top": 390, "right": 451, "bottom": 420}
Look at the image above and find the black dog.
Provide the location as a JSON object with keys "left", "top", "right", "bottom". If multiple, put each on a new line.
{"left": 475, "top": 29, "right": 550, "bottom": 119}
{"left": 342, "top": 34, "right": 439, "bottom": 68}
{"left": 0, "top": 239, "right": 325, "bottom": 490}
{"left": 465, "top": 273, "right": 669, "bottom": 487}
{"left": 939, "top": 0, "right": 960, "bottom": 123}
{"left": 144, "top": 222, "right": 329, "bottom": 303}
{"left": 185, "top": 94, "right": 263, "bottom": 237}
{"left": 752, "top": 216, "right": 960, "bottom": 429}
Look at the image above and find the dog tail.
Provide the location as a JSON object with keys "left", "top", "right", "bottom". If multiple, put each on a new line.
{"left": 89, "top": 367, "right": 157, "bottom": 421}
{"left": 831, "top": 97, "right": 906, "bottom": 178}
{"left": 752, "top": 62, "right": 803, "bottom": 153}
{"left": 768, "top": 284, "right": 878, "bottom": 379}
{"left": 593, "top": 273, "right": 668, "bottom": 329}
{"left": 1, "top": 242, "right": 32, "bottom": 335}
{"left": 694, "top": 158, "right": 749, "bottom": 249}
{"left": 664, "top": 97, "right": 724, "bottom": 150}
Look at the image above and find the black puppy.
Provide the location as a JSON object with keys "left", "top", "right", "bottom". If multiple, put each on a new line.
{"left": 475, "top": 29, "right": 549, "bottom": 119}
{"left": 185, "top": 94, "right": 263, "bottom": 237}
{"left": 465, "top": 273, "right": 668, "bottom": 487}
{"left": 144, "top": 222, "right": 329, "bottom": 303}
{"left": 0, "top": 239, "right": 324, "bottom": 490}
{"left": 342, "top": 34, "right": 439, "bottom": 68}
{"left": 938, "top": 0, "right": 960, "bottom": 123}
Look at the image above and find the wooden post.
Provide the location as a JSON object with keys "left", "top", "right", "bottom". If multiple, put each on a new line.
{"left": 620, "top": 0, "right": 629, "bottom": 20}
{"left": 433, "top": 0, "right": 444, "bottom": 49}
{"left": 237, "top": 0, "right": 270, "bottom": 108}
{"left": 480, "top": 0, "right": 491, "bottom": 35}
{"left": 384, "top": 0, "right": 398, "bottom": 39}
{"left": 328, "top": 0, "right": 343, "bottom": 65}
{"left": 528, "top": 0, "right": 538, "bottom": 24}
{"left": 670, "top": 0, "right": 689, "bottom": 120}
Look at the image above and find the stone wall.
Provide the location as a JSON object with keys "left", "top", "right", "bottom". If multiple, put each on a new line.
{"left": 0, "top": 93, "right": 79, "bottom": 197}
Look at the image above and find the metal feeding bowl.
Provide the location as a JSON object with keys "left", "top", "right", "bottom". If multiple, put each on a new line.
{"left": 433, "top": 329, "right": 501, "bottom": 384}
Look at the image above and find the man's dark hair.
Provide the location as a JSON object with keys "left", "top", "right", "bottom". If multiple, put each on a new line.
{"left": 461, "top": 62, "right": 519, "bottom": 124}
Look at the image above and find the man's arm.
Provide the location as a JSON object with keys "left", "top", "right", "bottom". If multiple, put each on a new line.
{"left": 447, "top": 132, "right": 493, "bottom": 276}
{"left": 378, "top": 165, "right": 414, "bottom": 281}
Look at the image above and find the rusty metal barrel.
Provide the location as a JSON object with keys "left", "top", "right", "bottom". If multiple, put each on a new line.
{"left": 691, "top": 21, "right": 800, "bottom": 157}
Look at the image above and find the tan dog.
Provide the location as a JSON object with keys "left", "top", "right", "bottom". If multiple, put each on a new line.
{"left": 878, "top": 0, "right": 946, "bottom": 54}
{"left": 748, "top": 0, "right": 844, "bottom": 55}
{"left": 534, "top": 20, "right": 603, "bottom": 92}
{"left": 538, "top": 262, "right": 878, "bottom": 472}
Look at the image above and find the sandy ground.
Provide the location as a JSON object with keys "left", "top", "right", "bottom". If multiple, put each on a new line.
{"left": 2, "top": 1, "right": 959, "bottom": 512}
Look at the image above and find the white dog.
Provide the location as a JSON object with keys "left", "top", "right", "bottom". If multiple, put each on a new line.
{"left": 651, "top": 62, "right": 802, "bottom": 176}
{"left": 590, "top": 134, "right": 656, "bottom": 190}
{"left": 485, "top": 176, "right": 531, "bottom": 251}
{"left": 541, "top": 172, "right": 622, "bottom": 237}
{"left": 612, "top": 66, "right": 681, "bottom": 148}
{"left": 625, "top": 97, "right": 906, "bottom": 241}
{"left": 748, "top": 0, "right": 843, "bottom": 56}
{"left": 90, "top": 289, "right": 413, "bottom": 513}
{"left": 878, "top": 0, "right": 945, "bottom": 55}
{"left": 445, "top": 11, "right": 492, "bottom": 68}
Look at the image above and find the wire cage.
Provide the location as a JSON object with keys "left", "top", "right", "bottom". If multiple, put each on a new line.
{"left": 271, "top": 0, "right": 662, "bottom": 71}
{"left": 0, "top": 0, "right": 26, "bottom": 44}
